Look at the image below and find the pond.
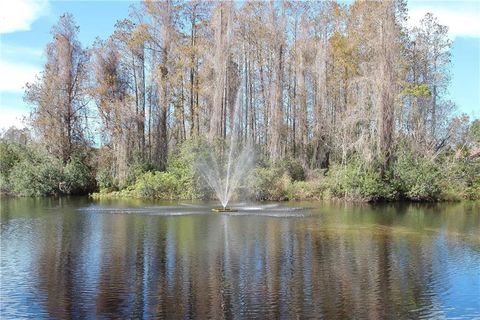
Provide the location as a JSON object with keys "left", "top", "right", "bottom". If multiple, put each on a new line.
{"left": 1, "top": 197, "right": 479, "bottom": 319}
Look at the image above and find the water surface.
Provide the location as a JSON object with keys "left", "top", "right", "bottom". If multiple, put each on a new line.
{"left": 1, "top": 198, "right": 479, "bottom": 319}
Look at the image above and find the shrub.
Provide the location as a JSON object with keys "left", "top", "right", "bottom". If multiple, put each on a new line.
{"left": 0, "top": 143, "right": 20, "bottom": 178}
{"left": 322, "top": 162, "right": 396, "bottom": 201}
{"left": 465, "top": 180, "right": 480, "bottom": 200}
{"left": 250, "top": 165, "right": 290, "bottom": 200}
{"left": 280, "top": 158, "right": 305, "bottom": 181}
{"left": 133, "top": 171, "right": 179, "bottom": 199}
{"left": 0, "top": 142, "right": 21, "bottom": 192}
{"left": 287, "top": 180, "right": 322, "bottom": 200}
{"left": 62, "top": 154, "right": 95, "bottom": 194}
{"left": 96, "top": 167, "right": 115, "bottom": 191}
{"left": 167, "top": 140, "right": 203, "bottom": 199}
{"left": 443, "top": 157, "right": 480, "bottom": 201}
{"left": 394, "top": 151, "right": 442, "bottom": 201}
{"left": 125, "top": 156, "right": 156, "bottom": 187}
{"left": 1, "top": 142, "right": 98, "bottom": 196}
{"left": 9, "top": 156, "right": 63, "bottom": 196}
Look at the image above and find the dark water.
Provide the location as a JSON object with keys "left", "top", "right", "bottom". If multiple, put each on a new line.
{"left": 1, "top": 197, "right": 479, "bottom": 319}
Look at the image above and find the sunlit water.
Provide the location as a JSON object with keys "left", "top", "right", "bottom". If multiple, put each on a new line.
{"left": 1, "top": 197, "right": 479, "bottom": 319}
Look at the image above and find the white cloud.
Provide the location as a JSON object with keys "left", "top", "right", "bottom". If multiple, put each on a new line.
{"left": 0, "top": 107, "right": 27, "bottom": 130}
{"left": 409, "top": 3, "right": 480, "bottom": 39}
{"left": 0, "top": 60, "right": 41, "bottom": 93}
{"left": 0, "top": 0, "right": 50, "bottom": 34}
{"left": 1, "top": 44, "right": 43, "bottom": 60}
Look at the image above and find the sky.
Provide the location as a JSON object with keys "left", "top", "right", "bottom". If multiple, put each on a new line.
{"left": 0, "top": 0, "right": 479, "bottom": 130}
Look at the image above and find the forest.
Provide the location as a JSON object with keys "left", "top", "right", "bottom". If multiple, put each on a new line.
{"left": 1, "top": 0, "right": 479, "bottom": 201}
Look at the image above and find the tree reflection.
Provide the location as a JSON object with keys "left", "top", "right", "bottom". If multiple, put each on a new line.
{"left": 1, "top": 199, "right": 476, "bottom": 318}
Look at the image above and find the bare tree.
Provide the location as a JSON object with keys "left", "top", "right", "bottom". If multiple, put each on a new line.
{"left": 25, "top": 13, "right": 90, "bottom": 163}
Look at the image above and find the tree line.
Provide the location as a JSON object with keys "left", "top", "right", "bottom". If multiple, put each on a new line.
{"left": 1, "top": 0, "right": 478, "bottom": 200}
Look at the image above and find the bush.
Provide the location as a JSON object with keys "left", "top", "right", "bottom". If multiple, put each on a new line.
{"left": 250, "top": 165, "right": 290, "bottom": 200}
{"left": 287, "top": 180, "right": 322, "bottom": 200}
{"left": 323, "top": 162, "right": 396, "bottom": 201}
{"left": 465, "top": 180, "right": 480, "bottom": 200}
{"left": 0, "top": 143, "right": 20, "bottom": 178}
{"left": 125, "top": 156, "right": 156, "bottom": 188}
{"left": 96, "top": 167, "right": 115, "bottom": 191}
{"left": 9, "top": 156, "right": 63, "bottom": 196}
{"left": 125, "top": 140, "right": 207, "bottom": 200}
{"left": 280, "top": 159, "right": 305, "bottom": 181}
{"left": 133, "top": 171, "right": 179, "bottom": 199}
{"left": 92, "top": 139, "right": 208, "bottom": 200}
{"left": 442, "top": 157, "right": 480, "bottom": 201}
{"left": 2, "top": 143, "right": 64, "bottom": 196}
{"left": 86, "top": 139, "right": 480, "bottom": 202}
{"left": 167, "top": 140, "right": 204, "bottom": 199}
{"left": 0, "top": 142, "right": 21, "bottom": 192}
{"left": 62, "top": 154, "right": 95, "bottom": 194}
{"left": 1, "top": 141, "right": 99, "bottom": 196}
{"left": 394, "top": 151, "right": 442, "bottom": 201}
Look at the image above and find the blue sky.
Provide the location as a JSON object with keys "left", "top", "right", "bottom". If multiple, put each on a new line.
{"left": 0, "top": 0, "right": 479, "bottom": 130}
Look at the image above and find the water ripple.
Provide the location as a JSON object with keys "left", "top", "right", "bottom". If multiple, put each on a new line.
{"left": 2, "top": 200, "right": 479, "bottom": 319}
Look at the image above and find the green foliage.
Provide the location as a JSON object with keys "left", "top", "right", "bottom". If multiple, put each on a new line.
{"left": 166, "top": 139, "right": 204, "bottom": 199}
{"left": 247, "top": 159, "right": 308, "bottom": 200}
{"left": 0, "top": 141, "right": 97, "bottom": 196}
{"left": 96, "top": 167, "right": 115, "bottom": 190}
{"left": 0, "top": 143, "right": 20, "bottom": 179}
{"left": 0, "top": 142, "right": 21, "bottom": 192}
{"left": 93, "top": 139, "right": 478, "bottom": 203}
{"left": 323, "top": 162, "right": 396, "bottom": 201}
{"left": 393, "top": 151, "right": 442, "bottom": 201}
{"left": 63, "top": 154, "right": 95, "bottom": 194}
{"left": 468, "top": 120, "right": 480, "bottom": 145}
{"left": 93, "top": 139, "right": 207, "bottom": 200}
{"left": 287, "top": 180, "right": 322, "bottom": 200}
{"left": 280, "top": 158, "right": 305, "bottom": 181}
{"left": 133, "top": 171, "right": 179, "bottom": 199}
{"left": 9, "top": 154, "right": 63, "bottom": 196}
{"left": 465, "top": 180, "right": 480, "bottom": 200}
{"left": 4, "top": 137, "right": 477, "bottom": 202}
{"left": 1, "top": 142, "right": 62, "bottom": 196}
{"left": 250, "top": 165, "right": 290, "bottom": 201}
{"left": 125, "top": 155, "right": 156, "bottom": 188}
{"left": 402, "top": 84, "right": 431, "bottom": 97}
{"left": 316, "top": 149, "right": 478, "bottom": 202}
{"left": 129, "top": 140, "right": 202, "bottom": 200}
{"left": 442, "top": 157, "right": 480, "bottom": 200}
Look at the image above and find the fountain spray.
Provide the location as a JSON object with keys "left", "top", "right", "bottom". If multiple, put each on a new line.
{"left": 195, "top": 85, "right": 254, "bottom": 211}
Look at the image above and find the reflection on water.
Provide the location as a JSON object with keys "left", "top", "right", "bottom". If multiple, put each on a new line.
{"left": 1, "top": 198, "right": 479, "bottom": 319}
{"left": 77, "top": 202, "right": 310, "bottom": 217}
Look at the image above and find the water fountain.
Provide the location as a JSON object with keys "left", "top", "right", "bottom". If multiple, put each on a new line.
{"left": 195, "top": 88, "right": 255, "bottom": 212}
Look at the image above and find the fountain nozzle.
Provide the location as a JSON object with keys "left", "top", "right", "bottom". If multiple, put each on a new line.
{"left": 212, "top": 208, "right": 237, "bottom": 212}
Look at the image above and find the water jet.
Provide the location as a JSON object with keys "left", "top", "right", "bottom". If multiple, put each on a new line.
{"left": 195, "top": 85, "right": 255, "bottom": 210}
